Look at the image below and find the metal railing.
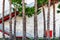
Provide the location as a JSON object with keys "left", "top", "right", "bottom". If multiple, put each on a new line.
{"left": 1, "top": 0, "right": 56, "bottom": 40}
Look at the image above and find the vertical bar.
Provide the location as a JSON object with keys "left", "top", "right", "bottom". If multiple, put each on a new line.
{"left": 34, "top": 0, "right": 38, "bottom": 40}
{"left": 2, "top": 0, "right": 5, "bottom": 40}
{"left": 14, "top": 5, "right": 17, "bottom": 40}
{"left": 47, "top": 0, "right": 50, "bottom": 40}
{"left": 42, "top": 4, "right": 46, "bottom": 40}
{"left": 53, "top": 0, "right": 55, "bottom": 40}
{"left": 9, "top": 0, "right": 12, "bottom": 40}
{"left": 22, "top": 0, "right": 26, "bottom": 40}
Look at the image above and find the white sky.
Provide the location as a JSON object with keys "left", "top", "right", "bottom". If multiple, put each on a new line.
{"left": 25, "top": 0, "right": 34, "bottom": 4}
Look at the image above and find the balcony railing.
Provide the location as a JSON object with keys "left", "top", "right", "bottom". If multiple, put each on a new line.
{"left": 0, "top": 0, "right": 59, "bottom": 40}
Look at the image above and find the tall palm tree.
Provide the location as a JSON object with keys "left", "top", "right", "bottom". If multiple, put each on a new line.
{"left": 2, "top": 0, "right": 5, "bottom": 40}
{"left": 47, "top": 0, "right": 50, "bottom": 40}
{"left": 22, "top": 0, "right": 26, "bottom": 40}
{"left": 14, "top": 5, "right": 17, "bottom": 40}
{"left": 53, "top": 0, "right": 55, "bottom": 40}
{"left": 34, "top": 0, "right": 38, "bottom": 40}
{"left": 9, "top": 0, "right": 12, "bottom": 40}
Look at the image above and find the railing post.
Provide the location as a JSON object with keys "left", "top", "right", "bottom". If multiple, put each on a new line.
{"left": 22, "top": 0, "right": 26, "bottom": 40}
{"left": 53, "top": 0, "right": 56, "bottom": 40}
{"left": 42, "top": 4, "right": 46, "bottom": 40}
{"left": 34, "top": 0, "right": 38, "bottom": 40}
{"left": 47, "top": 0, "right": 50, "bottom": 40}
{"left": 9, "top": 0, "right": 12, "bottom": 40}
{"left": 2, "top": 0, "right": 5, "bottom": 40}
{"left": 14, "top": 5, "right": 17, "bottom": 40}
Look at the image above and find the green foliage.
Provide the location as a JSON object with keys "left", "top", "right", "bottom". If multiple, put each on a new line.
{"left": 25, "top": 7, "right": 41, "bottom": 17}
{"left": 12, "top": 0, "right": 22, "bottom": 4}
{"left": 37, "top": 0, "right": 48, "bottom": 5}
{"left": 37, "top": 0, "right": 48, "bottom": 7}
{"left": 12, "top": 0, "right": 41, "bottom": 17}
{"left": 18, "top": 7, "right": 41, "bottom": 17}
{"left": 25, "top": 7, "right": 35, "bottom": 17}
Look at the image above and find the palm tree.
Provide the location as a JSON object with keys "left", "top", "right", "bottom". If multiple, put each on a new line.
{"left": 22, "top": 0, "right": 26, "bottom": 40}
{"left": 9, "top": 0, "right": 12, "bottom": 40}
{"left": 2, "top": 0, "right": 5, "bottom": 40}
{"left": 47, "top": 0, "right": 50, "bottom": 40}
{"left": 53, "top": 0, "right": 56, "bottom": 40}
{"left": 34, "top": 0, "right": 38, "bottom": 40}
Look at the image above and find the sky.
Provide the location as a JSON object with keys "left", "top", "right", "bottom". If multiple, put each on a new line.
{"left": 25, "top": 0, "right": 34, "bottom": 4}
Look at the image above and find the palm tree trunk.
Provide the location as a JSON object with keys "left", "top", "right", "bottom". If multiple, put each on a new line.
{"left": 53, "top": 0, "right": 55, "bottom": 40}
{"left": 34, "top": 0, "right": 38, "bottom": 40}
{"left": 2, "top": 0, "right": 5, "bottom": 40}
{"left": 14, "top": 6, "right": 17, "bottom": 40}
{"left": 47, "top": 0, "right": 50, "bottom": 40}
{"left": 9, "top": 0, "right": 12, "bottom": 40}
{"left": 42, "top": 4, "right": 46, "bottom": 40}
{"left": 22, "top": 0, "right": 26, "bottom": 40}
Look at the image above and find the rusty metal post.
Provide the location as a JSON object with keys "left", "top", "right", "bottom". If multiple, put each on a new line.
{"left": 47, "top": 0, "right": 51, "bottom": 40}
{"left": 53, "top": 0, "right": 56, "bottom": 40}
{"left": 22, "top": 0, "right": 26, "bottom": 40}
{"left": 9, "top": 0, "right": 12, "bottom": 40}
{"left": 14, "top": 5, "right": 17, "bottom": 40}
{"left": 34, "top": 0, "right": 38, "bottom": 40}
{"left": 2, "top": 0, "right": 5, "bottom": 40}
{"left": 42, "top": 5, "right": 47, "bottom": 40}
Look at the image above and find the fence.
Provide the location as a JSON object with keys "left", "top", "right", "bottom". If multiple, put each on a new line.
{"left": 0, "top": 0, "right": 58, "bottom": 40}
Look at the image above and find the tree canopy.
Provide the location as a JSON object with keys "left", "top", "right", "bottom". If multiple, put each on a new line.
{"left": 12, "top": 0, "right": 42, "bottom": 17}
{"left": 37, "top": 0, "right": 48, "bottom": 8}
{"left": 12, "top": 0, "right": 60, "bottom": 17}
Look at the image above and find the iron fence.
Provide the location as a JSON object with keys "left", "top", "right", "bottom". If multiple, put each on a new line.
{"left": 1, "top": 0, "right": 57, "bottom": 40}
